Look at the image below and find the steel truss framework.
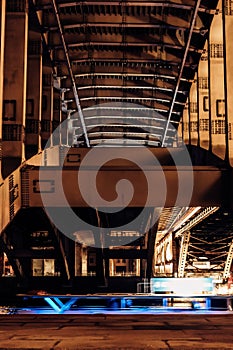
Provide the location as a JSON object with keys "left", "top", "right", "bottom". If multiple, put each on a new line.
{"left": 31, "top": 0, "right": 219, "bottom": 146}
{"left": 2, "top": 0, "right": 233, "bottom": 287}
{"left": 175, "top": 208, "right": 233, "bottom": 278}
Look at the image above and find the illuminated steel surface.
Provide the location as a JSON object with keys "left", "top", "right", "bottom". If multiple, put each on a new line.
{"left": 16, "top": 292, "right": 233, "bottom": 314}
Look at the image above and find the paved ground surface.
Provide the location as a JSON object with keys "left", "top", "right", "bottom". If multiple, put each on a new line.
{"left": 0, "top": 310, "right": 233, "bottom": 349}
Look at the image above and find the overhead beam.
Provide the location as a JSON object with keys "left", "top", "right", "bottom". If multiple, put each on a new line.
{"left": 69, "top": 58, "right": 187, "bottom": 69}
{"left": 74, "top": 73, "right": 191, "bottom": 83}
{"left": 49, "top": 23, "right": 193, "bottom": 31}
{"left": 38, "top": 1, "right": 207, "bottom": 12}
{"left": 53, "top": 41, "right": 194, "bottom": 51}
{"left": 106, "top": 249, "right": 147, "bottom": 259}
{"left": 22, "top": 165, "right": 229, "bottom": 208}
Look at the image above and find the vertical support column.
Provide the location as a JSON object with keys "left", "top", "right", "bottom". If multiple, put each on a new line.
{"left": 96, "top": 248, "right": 105, "bottom": 285}
{"left": 223, "top": 0, "right": 233, "bottom": 208}
{"left": 178, "top": 231, "right": 190, "bottom": 278}
{"left": 182, "top": 101, "right": 190, "bottom": 145}
{"left": 41, "top": 67, "right": 53, "bottom": 149}
{"left": 223, "top": 239, "right": 233, "bottom": 279}
{"left": 75, "top": 243, "right": 82, "bottom": 276}
{"left": 60, "top": 89, "right": 71, "bottom": 145}
{"left": 2, "top": 0, "right": 28, "bottom": 177}
{"left": 207, "top": 33, "right": 213, "bottom": 154}
{"left": 0, "top": 0, "right": 6, "bottom": 181}
{"left": 52, "top": 75, "right": 62, "bottom": 146}
{"left": 189, "top": 73, "right": 198, "bottom": 146}
{"left": 188, "top": 96, "right": 191, "bottom": 145}
{"left": 196, "top": 70, "right": 200, "bottom": 147}
{"left": 222, "top": 0, "right": 230, "bottom": 165}
{"left": 177, "top": 113, "right": 183, "bottom": 145}
{"left": 25, "top": 32, "right": 42, "bottom": 159}
{"left": 146, "top": 221, "right": 158, "bottom": 279}
{"left": 0, "top": 252, "right": 3, "bottom": 276}
{"left": 198, "top": 41, "right": 210, "bottom": 152}
{"left": 81, "top": 246, "right": 88, "bottom": 276}
{"left": 64, "top": 237, "right": 74, "bottom": 280}
{"left": 0, "top": 0, "right": 6, "bottom": 236}
{"left": 39, "top": 17, "right": 53, "bottom": 149}
{"left": 104, "top": 248, "right": 109, "bottom": 280}
{"left": 209, "top": 1, "right": 226, "bottom": 160}
{"left": 136, "top": 258, "right": 140, "bottom": 276}
{"left": 172, "top": 234, "right": 179, "bottom": 277}
{"left": 223, "top": 0, "right": 233, "bottom": 166}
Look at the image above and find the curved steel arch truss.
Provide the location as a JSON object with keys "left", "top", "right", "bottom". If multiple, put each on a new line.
{"left": 31, "top": 0, "right": 218, "bottom": 147}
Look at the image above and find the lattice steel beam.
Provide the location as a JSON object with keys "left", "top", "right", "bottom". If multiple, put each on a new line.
{"left": 223, "top": 239, "right": 233, "bottom": 279}
{"left": 175, "top": 207, "right": 219, "bottom": 238}
{"left": 178, "top": 231, "right": 190, "bottom": 278}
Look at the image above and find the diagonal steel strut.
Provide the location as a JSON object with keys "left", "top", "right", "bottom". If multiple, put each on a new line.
{"left": 51, "top": 0, "right": 90, "bottom": 147}
{"left": 161, "top": 0, "right": 202, "bottom": 147}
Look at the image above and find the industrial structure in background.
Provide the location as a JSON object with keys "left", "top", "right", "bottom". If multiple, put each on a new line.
{"left": 0, "top": 0, "right": 233, "bottom": 294}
